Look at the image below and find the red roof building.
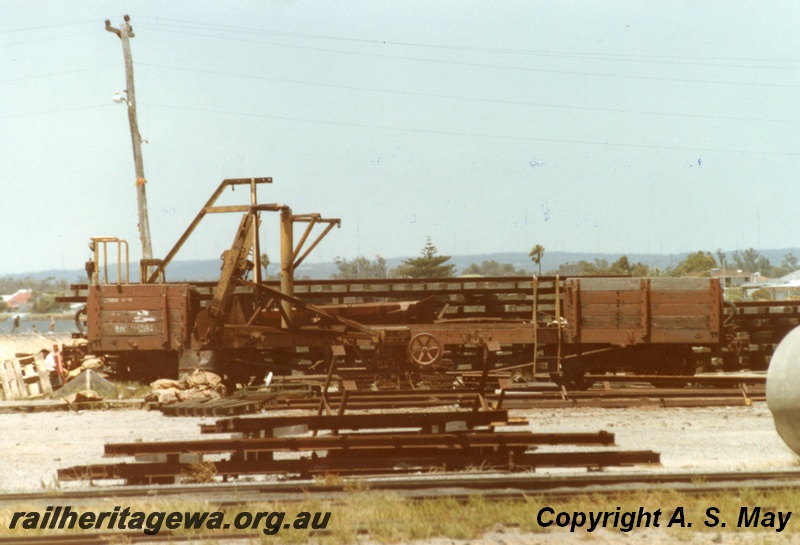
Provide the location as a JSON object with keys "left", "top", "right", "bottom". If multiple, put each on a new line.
{"left": 2, "top": 289, "right": 33, "bottom": 310}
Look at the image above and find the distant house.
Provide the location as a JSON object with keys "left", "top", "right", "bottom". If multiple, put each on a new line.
{"left": 753, "top": 270, "right": 800, "bottom": 300}
{"left": 2, "top": 289, "right": 33, "bottom": 311}
{"left": 778, "top": 270, "right": 800, "bottom": 286}
{"left": 709, "top": 268, "right": 760, "bottom": 288}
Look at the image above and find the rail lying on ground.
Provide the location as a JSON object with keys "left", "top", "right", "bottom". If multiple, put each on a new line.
{"left": 57, "top": 410, "right": 659, "bottom": 485}
{"left": 153, "top": 373, "right": 766, "bottom": 416}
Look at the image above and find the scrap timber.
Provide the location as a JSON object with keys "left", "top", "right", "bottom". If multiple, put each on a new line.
{"left": 0, "top": 354, "right": 52, "bottom": 400}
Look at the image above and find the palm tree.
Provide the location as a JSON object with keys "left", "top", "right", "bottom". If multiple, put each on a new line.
{"left": 260, "top": 252, "right": 270, "bottom": 277}
{"left": 529, "top": 244, "right": 545, "bottom": 275}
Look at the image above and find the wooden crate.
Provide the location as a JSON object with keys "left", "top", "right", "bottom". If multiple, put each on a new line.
{"left": 0, "top": 355, "right": 53, "bottom": 400}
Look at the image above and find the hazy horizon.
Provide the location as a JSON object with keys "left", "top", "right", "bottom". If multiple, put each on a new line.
{"left": 5, "top": 246, "right": 798, "bottom": 280}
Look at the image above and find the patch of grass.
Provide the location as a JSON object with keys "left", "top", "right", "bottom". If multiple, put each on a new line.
{"left": 181, "top": 460, "right": 218, "bottom": 484}
{"left": 38, "top": 477, "right": 62, "bottom": 494}
{"left": 2, "top": 487, "right": 799, "bottom": 544}
{"left": 314, "top": 473, "right": 344, "bottom": 487}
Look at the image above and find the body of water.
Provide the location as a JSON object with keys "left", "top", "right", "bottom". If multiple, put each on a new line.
{"left": 1, "top": 317, "right": 80, "bottom": 335}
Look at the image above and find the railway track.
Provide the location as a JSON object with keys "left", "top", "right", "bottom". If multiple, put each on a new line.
{"left": 5, "top": 471, "right": 798, "bottom": 545}
{"left": 155, "top": 372, "right": 766, "bottom": 416}
{"left": 0, "top": 372, "right": 764, "bottom": 415}
{"left": 5, "top": 470, "right": 800, "bottom": 507}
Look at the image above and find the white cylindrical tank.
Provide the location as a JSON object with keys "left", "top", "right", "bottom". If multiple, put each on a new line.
{"left": 767, "top": 325, "right": 800, "bottom": 455}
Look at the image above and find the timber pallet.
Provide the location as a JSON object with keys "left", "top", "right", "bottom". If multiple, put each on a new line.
{"left": 0, "top": 354, "right": 52, "bottom": 400}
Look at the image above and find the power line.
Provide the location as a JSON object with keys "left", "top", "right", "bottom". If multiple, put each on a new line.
{"left": 138, "top": 61, "right": 800, "bottom": 125}
{"left": 0, "top": 103, "right": 115, "bottom": 120}
{"left": 0, "top": 19, "right": 96, "bottom": 34}
{"left": 140, "top": 101, "right": 800, "bottom": 157}
{"left": 0, "top": 30, "right": 98, "bottom": 47}
{"left": 0, "top": 64, "right": 117, "bottom": 84}
{"left": 129, "top": 25, "right": 800, "bottom": 89}
{"left": 134, "top": 16, "right": 800, "bottom": 68}
{"left": 5, "top": 63, "right": 793, "bottom": 129}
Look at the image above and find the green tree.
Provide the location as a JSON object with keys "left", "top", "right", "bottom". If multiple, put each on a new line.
{"left": 332, "top": 256, "right": 388, "bottom": 279}
{"left": 0, "top": 276, "right": 70, "bottom": 314}
{"left": 766, "top": 251, "right": 800, "bottom": 279}
{"left": 552, "top": 259, "right": 607, "bottom": 276}
{"left": 607, "top": 255, "right": 649, "bottom": 276}
{"left": 724, "top": 287, "right": 745, "bottom": 302}
{"left": 260, "top": 252, "right": 271, "bottom": 277}
{"left": 461, "top": 260, "right": 528, "bottom": 277}
{"left": 731, "top": 248, "right": 771, "bottom": 274}
{"left": 529, "top": 244, "right": 545, "bottom": 275}
{"left": 750, "top": 287, "right": 772, "bottom": 301}
{"left": 609, "top": 255, "right": 632, "bottom": 275}
{"left": 31, "top": 293, "right": 67, "bottom": 313}
{"left": 583, "top": 258, "right": 610, "bottom": 275}
{"left": 550, "top": 261, "right": 588, "bottom": 276}
{"left": 670, "top": 250, "right": 717, "bottom": 277}
{"left": 392, "top": 238, "right": 455, "bottom": 278}
{"left": 551, "top": 256, "right": 647, "bottom": 276}
{"left": 0, "top": 276, "right": 68, "bottom": 295}
{"left": 716, "top": 248, "right": 727, "bottom": 270}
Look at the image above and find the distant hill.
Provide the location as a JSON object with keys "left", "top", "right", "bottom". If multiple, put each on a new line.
{"left": 6, "top": 248, "right": 800, "bottom": 283}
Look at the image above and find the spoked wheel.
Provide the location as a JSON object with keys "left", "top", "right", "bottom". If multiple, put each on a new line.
{"left": 407, "top": 332, "right": 443, "bottom": 368}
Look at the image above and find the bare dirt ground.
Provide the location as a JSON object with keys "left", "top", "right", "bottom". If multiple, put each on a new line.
{"left": 1, "top": 403, "right": 798, "bottom": 544}
{"left": 0, "top": 403, "right": 794, "bottom": 493}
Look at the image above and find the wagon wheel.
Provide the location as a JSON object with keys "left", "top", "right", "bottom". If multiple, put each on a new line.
{"left": 407, "top": 332, "right": 443, "bottom": 368}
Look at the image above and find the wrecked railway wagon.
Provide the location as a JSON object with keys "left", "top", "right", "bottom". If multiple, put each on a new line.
{"left": 58, "top": 178, "right": 797, "bottom": 387}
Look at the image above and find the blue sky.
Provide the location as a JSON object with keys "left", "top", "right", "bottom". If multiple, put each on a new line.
{"left": 2, "top": 1, "right": 798, "bottom": 274}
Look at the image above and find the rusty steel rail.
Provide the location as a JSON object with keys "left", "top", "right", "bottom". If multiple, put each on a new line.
{"left": 59, "top": 449, "right": 660, "bottom": 485}
{"left": 154, "top": 375, "right": 765, "bottom": 416}
{"left": 13, "top": 469, "right": 800, "bottom": 506}
{"left": 206, "top": 409, "right": 522, "bottom": 434}
{"left": 102, "top": 431, "right": 615, "bottom": 457}
{"left": 583, "top": 372, "right": 765, "bottom": 386}
{"left": 58, "top": 410, "right": 659, "bottom": 485}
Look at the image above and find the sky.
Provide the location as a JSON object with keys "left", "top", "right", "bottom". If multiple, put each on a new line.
{"left": 2, "top": 1, "right": 799, "bottom": 275}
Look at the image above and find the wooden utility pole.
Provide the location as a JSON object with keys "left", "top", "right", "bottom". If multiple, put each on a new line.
{"left": 105, "top": 15, "right": 153, "bottom": 260}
